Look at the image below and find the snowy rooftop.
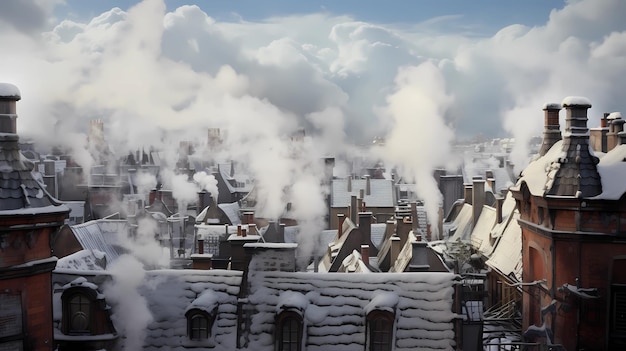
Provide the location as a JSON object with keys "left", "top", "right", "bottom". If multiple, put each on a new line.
{"left": 331, "top": 178, "right": 394, "bottom": 207}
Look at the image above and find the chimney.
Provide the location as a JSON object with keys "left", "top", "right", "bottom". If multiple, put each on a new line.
{"left": 408, "top": 240, "right": 430, "bottom": 272}
{"left": 361, "top": 201, "right": 366, "bottom": 212}
{"left": 336, "top": 214, "right": 346, "bottom": 238}
{"left": 539, "top": 103, "right": 562, "bottom": 156}
{"left": 241, "top": 228, "right": 247, "bottom": 238}
{"left": 464, "top": 184, "right": 473, "bottom": 205}
{"left": 495, "top": 196, "right": 504, "bottom": 224}
{"left": 390, "top": 235, "right": 401, "bottom": 267}
{"left": 361, "top": 244, "right": 370, "bottom": 265}
{"left": 601, "top": 112, "right": 609, "bottom": 128}
{"left": 350, "top": 195, "right": 357, "bottom": 223}
{"left": 279, "top": 223, "right": 285, "bottom": 243}
{"left": 359, "top": 188, "right": 365, "bottom": 200}
{"left": 365, "top": 175, "right": 371, "bottom": 195}
{"left": 249, "top": 224, "right": 257, "bottom": 236}
{"left": 347, "top": 177, "right": 352, "bottom": 192}
{"left": 198, "top": 190, "right": 211, "bottom": 211}
{"left": 237, "top": 224, "right": 242, "bottom": 236}
{"left": 395, "top": 208, "right": 412, "bottom": 244}
{"left": 472, "top": 178, "right": 485, "bottom": 228}
{"left": 438, "top": 207, "right": 444, "bottom": 240}
{"left": 197, "top": 239, "right": 204, "bottom": 254}
{"left": 608, "top": 114, "right": 625, "bottom": 151}
{"left": 0, "top": 84, "right": 20, "bottom": 133}
{"left": 359, "top": 212, "right": 372, "bottom": 247}
{"left": 410, "top": 202, "right": 419, "bottom": 232}
{"left": 547, "top": 97, "right": 602, "bottom": 198}
{"left": 243, "top": 211, "right": 255, "bottom": 225}
{"left": 149, "top": 188, "right": 157, "bottom": 205}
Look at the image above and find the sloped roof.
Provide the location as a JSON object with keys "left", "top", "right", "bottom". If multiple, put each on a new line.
{"left": 131, "top": 270, "right": 243, "bottom": 350}
{"left": 218, "top": 202, "right": 241, "bottom": 225}
{"left": 486, "top": 212, "right": 523, "bottom": 282}
{"left": 70, "top": 220, "right": 127, "bottom": 263}
{"left": 469, "top": 206, "right": 496, "bottom": 255}
{"left": 445, "top": 203, "right": 473, "bottom": 242}
{"left": 0, "top": 135, "right": 68, "bottom": 214}
{"left": 592, "top": 144, "right": 626, "bottom": 200}
{"left": 331, "top": 178, "right": 394, "bottom": 208}
{"left": 246, "top": 271, "right": 456, "bottom": 351}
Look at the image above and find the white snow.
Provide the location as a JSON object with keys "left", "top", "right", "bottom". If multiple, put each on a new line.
{"left": 607, "top": 111, "right": 622, "bottom": 119}
{"left": 542, "top": 102, "right": 561, "bottom": 110}
{"left": 561, "top": 96, "right": 591, "bottom": 107}
{"left": 364, "top": 291, "right": 399, "bottom": 315}
{"left": 0, "top": 83, "right": 20, "bottom": 98}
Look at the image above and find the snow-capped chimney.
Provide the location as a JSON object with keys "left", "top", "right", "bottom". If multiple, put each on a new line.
{"left": 547, "top": 97, "right": 602, "bottom": 198}
{"left": 361, "top": 244, "right": 370, "bottom": 265}
{"left": 539, "top": 103, "right": 562, "bottom": 156}
{"left": 390, "top": 235, "right": 401, "bottom": 266}
{"left": 472, "top": 178, "right": 485, "bottom": 228}
{"left": 607, "top": 113, "right": 624, "bottom": 152}
{"left": 0, "top": 83, "right": 20, "bottom": 134}
{"left": 337, "top": 214, "right": 345, "bottom": 238}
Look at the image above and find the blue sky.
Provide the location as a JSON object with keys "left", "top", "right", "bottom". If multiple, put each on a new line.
{"left": 58, "top": 0, "right": 565, "bottom": 35}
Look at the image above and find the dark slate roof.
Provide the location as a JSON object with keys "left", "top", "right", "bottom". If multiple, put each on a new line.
{"left": 0, "top": 134, "right": 67, "bottom": 213}
{"left": 545, "top": 137, "right": 602, "bottom": 197}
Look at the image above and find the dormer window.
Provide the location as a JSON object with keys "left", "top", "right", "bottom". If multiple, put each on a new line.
{"left": 275, "top": 310, "right": 303, "bottom": 351}
{"left": 186, "top": 309, "right": 213, "bottom": 340}
{"left": 62, "top": 288, "right": 98, "bottom": 335}
{"left": 366, "top": 310, "right": 394, "bottom": 351}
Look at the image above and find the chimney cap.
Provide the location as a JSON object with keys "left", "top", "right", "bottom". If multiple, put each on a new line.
{"left": 542, "top": 102, "right": 562, "bottom": 110}
{"left": 608, "top": 112, "right": 622, "bottom": 120}
{"left": 0, "top": 83, "right": 21, "bottom": 101}
{"left": 562, "top": 96, "right": 592, "bottom": 108}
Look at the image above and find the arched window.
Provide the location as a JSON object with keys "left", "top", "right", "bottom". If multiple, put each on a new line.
{"left": 186, "top": 309, "right": 213, "bottom": 340}
{"left": 275, "top": 311, "right": 303, "bottom": 351}
{"left": 62, "top": 289, "right": 97, "bottom": 335}
{"left": 367, "top": 310, "right": 394, "bottom": 351}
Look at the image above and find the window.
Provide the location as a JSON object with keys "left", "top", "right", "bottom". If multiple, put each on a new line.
{"left": 275, "top": 311, "right": 302, "bottom": 351}
{"left": 188, "top": 311, "right": 210, "bottom": 340}
{"left": 0, "top": 292, "right": 24, "bottom": 350}
{"left": 367, "top": 310, "right": 394, "bottom": 351}
{"left": 186, "top": 309, "right": 216, "bottom": 341}
{"left": 62, "top": 290, "right": 95, "bottom": 335}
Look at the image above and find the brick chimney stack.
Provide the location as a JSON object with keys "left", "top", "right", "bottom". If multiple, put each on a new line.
{"left": 359, "top": 212, "right": 372, "bottom": 247}
{"left": 337, "top": 213, "right": 345, "bottom": 238}
{"left": 607, "top": 112, "right": 624, "bottom": 152}
{"left": 472, "top": 178, "right": 485, "bottom": 228}
{"left": 539, "top": 103, "right": 562, "bottom": 156}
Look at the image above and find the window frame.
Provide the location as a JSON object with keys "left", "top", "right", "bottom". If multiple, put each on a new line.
{"left": 185, "top": 309, "right": 215, "bottom": 341}
{"left": 366, "top": 310, "right": 395, "bottom": 351}
{"left": 275, "top": 310, "right": 303, "bottom": 351}
{"left": 62, "top": 288, "right": 98, "bottom": 336}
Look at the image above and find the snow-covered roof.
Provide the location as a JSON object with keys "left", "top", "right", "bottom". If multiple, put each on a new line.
{"left": 592, "top": 144, "right": 626, "bottom": 200}
{"left": 55, "top": 249, "right": 107, "bottom": 272}
{"left": 445, "top": 203, "right": 473, "bottom": 242}
{"left": 133, "top": 269, "right": 243, "bottom": 350}
{"left": 218, "top": 202, "right": 241, "bottom": 225}
{"left": 331, "top": 178, "right": 394, "bottom": 208}
{"left": 245, "top": 271, "right": 456, "bottom": 351}
{"left": 70, "top": 220, "right": 127, "bottom": 263}
{"left": 469, "top": 206, "right": 496, "bottom": 255}
{"left": 338, "top": 250, "right": 372, "bottom": 273}
{"left": 514, "top": 139, "right": 626, "bottom": 200}
{"left": 485, "top": 212, "right": 523, "bottom": 282}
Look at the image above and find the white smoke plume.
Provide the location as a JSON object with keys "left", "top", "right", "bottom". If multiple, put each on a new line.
{"left": 193, "top": 171, "right": 219, "bottom": 201}
{"left": 103, "top": 255, "right": 153, "bottom": 350}
{"left": 379, "top": 62, "right": 456, "bottom": 234}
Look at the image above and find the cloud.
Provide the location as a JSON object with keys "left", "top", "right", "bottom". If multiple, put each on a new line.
{"left": 2, "top": 0, "right": 626, "bottom": 229}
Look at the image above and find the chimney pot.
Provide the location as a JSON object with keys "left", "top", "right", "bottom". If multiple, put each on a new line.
{"left": 360, "top": 244, "right": 369, "bottom": 265}
{"left": 365, "top": 175, "right": 371, "bottom": 195}
{"left": 472, "top": 179, "right": 486, "bottom": 228}
{"left": 242, "top": 228, "right": 247, "bottom": 237}
{"left": 237, "top": 225, "right": 242, "bottom": 236}
{"left": 198, "top": 239, "right": 204, "bottom": 254}
{"left": 359, "top": 212, "right": 372, "bottom": 246}
{"left": 539, "top": 102, "right": 563, "bottom": 156}
{"left": 495, "top": 196, "right": 504, "bottom": 224}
